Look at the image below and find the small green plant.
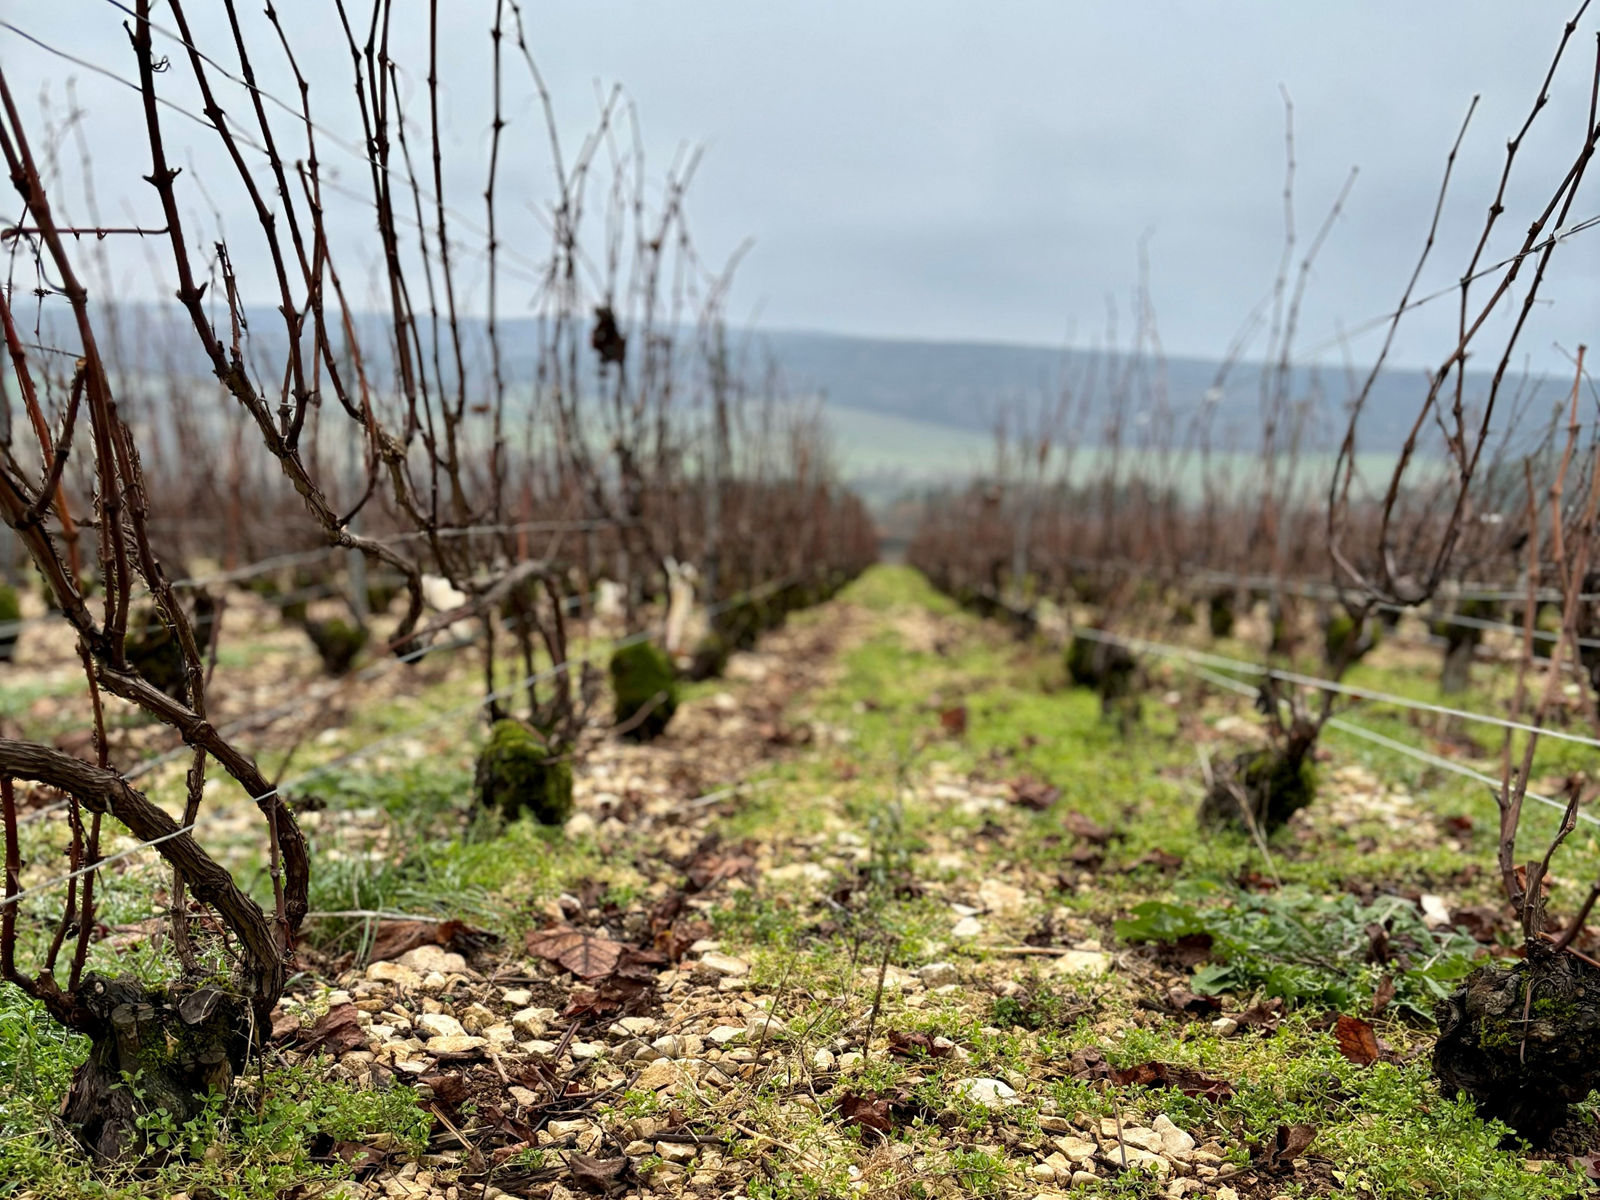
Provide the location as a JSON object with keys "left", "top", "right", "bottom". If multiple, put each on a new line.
{"left": 1116, "top": 888, "right": 1479, "bottom": 1019}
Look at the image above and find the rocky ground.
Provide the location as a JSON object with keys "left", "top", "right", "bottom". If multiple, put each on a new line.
{"left": 6, "top": 566, "right": 1599, "bottom": 1199}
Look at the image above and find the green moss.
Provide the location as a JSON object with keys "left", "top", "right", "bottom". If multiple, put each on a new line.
{"left": 610, "top": 640, "right": 679, "bottom": 741}
{"left": 305, "top": 618, "right": 368, "bottom": 676}
{"left": 474, "top": 718, "right": 573, "bottom": 825}
{"left": 687, "top": 630, "right": 731, "bottom": 681}
{"left": 1209, "top": 591, "right": 1235, "bottom": 639}
{"left": 1532, "top": 603, "right": 1562, "bottom": 659}
{"left": 0, "top": 582, "right": 19, "bottom": 662}
{"left": 1204, "top": 745, "right": 1318, "bottom": 832}
{"left": 125, "top": 609, "right": 189, "bottom": 698}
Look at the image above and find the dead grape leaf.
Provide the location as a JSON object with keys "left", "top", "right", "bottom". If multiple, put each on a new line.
{"left": 1236, "top": 997, "right": 1285, "bottom": 1032}
{"left": 1165, "top": 987, "right": 1222, "bottom": 1015}
{"left": 568, "top": 1151, "right": 632, "bottom": 1195}
{"left": 1334, "top": 1014, "right": 1381, "bottom": 1066}
{"left": 368, "top": 917, "right": 497, "bottom": 964}
{"left": 836, "top": 1091, "right": 894, "bottom": 1132}
{"left": 939, "top": 706, "right": 968, "bottom": 736}
{"left": 299, "top": 1003, "right": 367, "bottom": 1055}
{"left": 886, "top": 1030, "right": 954, "bottom": 1059}
{"left": 525, "top": 927, "right": 624, "bottom": 980}
{"left": 270, "top": 1008, "right": 301, "bottom": 1042}
{"left": 1008, "top": 776, "right": 1061, "bottom": 811}
{"left": 1131, "top": 848, "right": 1183, "bottom": 872}
{"left": 1107, "top": 1060, "right": 1233, "bottom": 1101}
{"left": 1254, "top": 1122, "right": 1317, "bottom": 1172}
{"left": 1370, "top": 975, "right": 1396, "bottom": 1017}
{"left": 563, "top": 976, "right": 653, "bottom": 1019}
{"left": 1062, "top": 810, "right": 1112, "bottom": 845}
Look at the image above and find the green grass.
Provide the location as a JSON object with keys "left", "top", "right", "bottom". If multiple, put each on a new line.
{"left": 3, "top": 563, "right": 1598, "bottom": 1197}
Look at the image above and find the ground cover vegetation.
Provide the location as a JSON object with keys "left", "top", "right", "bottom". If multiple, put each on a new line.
{"left": 0, "top": 0, "right": 869, "bottom": 1191}
{"left": 907, "top": 0, "right": 1600, "bottom": 1180}
{"left": 7, "top": 2, "right": 1600, "bottom": 1199}
{"left": 9, "top": 564, "right": 1600, "bottom": 1200}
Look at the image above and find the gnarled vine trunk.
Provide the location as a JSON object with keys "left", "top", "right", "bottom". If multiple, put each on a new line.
{"left": 62, "top": 976, "right": 252, "bottom": 1162}
{"left": 1433, "top": 944, "right": 1600, "bottom": 1146}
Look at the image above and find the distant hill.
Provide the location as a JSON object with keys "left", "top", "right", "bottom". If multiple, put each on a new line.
{"left": 753, "top": 327, "right": 1547, "bottom": 459}
{"left": 34, "top": 306, "right": 1552, "bottom": 482}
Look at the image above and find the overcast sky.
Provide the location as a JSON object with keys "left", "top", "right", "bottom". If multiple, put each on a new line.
{"left": 3, "top": 1, "right": 1600, "bottom": 373}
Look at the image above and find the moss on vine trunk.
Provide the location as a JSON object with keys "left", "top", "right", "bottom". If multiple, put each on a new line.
{"left": 1199, "top": 743, "right": 1317, "bottom": 833}
{"left": 0, "top": 582, "right": 19, "bottom": 662}
{"left": 474, "top": 718, "right": 573, "bottom": 825}
{"left": 1434, "top": 947, "right": 1600, "bottom": 1146}
{"left": 610, "top": 641, "right": 678, "bottom": 741}
{"left": 62, "top": 975, "right": 250, "bottom": 1163}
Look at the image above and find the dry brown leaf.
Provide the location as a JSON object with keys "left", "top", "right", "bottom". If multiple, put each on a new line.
{"left": 836, "top": 1091, "right": 894, "bottom": 1132}
{"left": 1107, "top": 1060, "right": 1233, "bottom": 1101}
{"left": 1255, "top": 1122, "right": 1317, "bottom": 1172}
{"left": 1370, "top": 975, "right": 1397, "bottom": 1017}
{"left": 1334, "top": 1013, "right": 1381, "bottom": 1066}
{"left": 525, "top": 927, "right": 625, "bottom": 980}
{"left": 569, "top": 1151, "right": 632, "bottom": 1195}
{"left": 367, "top": 917, "right": 496, "bottom": 964}
{"left": 1008, "top": 776, "right": 1061, "bottom": 811}
{"left": 299, "top": 1003, "right": 367, "bottom": 1055}
{"left": 1062, "top": 810, "right": 1112, "bottom": 845}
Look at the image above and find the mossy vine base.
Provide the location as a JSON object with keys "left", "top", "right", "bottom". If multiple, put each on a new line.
{"left": 62, "top": 974, "right": 250, "bottom": 1163}
{"left": 1433, "top": 948, "right": 1600, "bottom": 1147}
{"left": 609, "top": 641, "right": 679, "bottom": 742}
{"left": 474, "top": 718, "right": 573, "bottom": 825}
{"left": 1198, "top": 744, "right": 1317, "bottom": 834}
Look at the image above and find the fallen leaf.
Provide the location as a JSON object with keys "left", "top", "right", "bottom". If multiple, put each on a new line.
{"left": 1370, "top": 975, "right": 1396, "bottom": 1017}
{"left": 1066, "top": 1046, "right": 1114, "bottom": 1082}
{"left": 1149, "top": 932, "right": 1214, "bottom": 970}
{"left": 1062, "top": 810, "right": 1112, "bottom": 845}
{"left": 563, "top": 976, "right": 653, "bottom": 1019}
{"left": 489, "top": 1140, "right": 533, "bottom": 1166}
{"left": 1166, "top": 987, "right": 1222, "bottom": 1015}
{"left": 1333, "top": 1014, "right": 1381, "bottom": 1066}
{"left": 939, "top": 706, "right": 968, "bottom": 736}
{"left": 1254, "top": 1122, "right": 1317, "bottom": 1172}
{"left": 1443, "top": 814, "right": 1475, "bottom": 834}
{"left": 1131, "top": 848, "right": 1184, "bottom": 872}
{"left": 836, "top": 1091, "right": 894, "bottom": 1132}
{"left": 1066, "top": 845, "right": 1106, "bottom": 871}
{"left": 1235, "top": 997, "right": 1285, "bottom": 1032}
{"left": 270, "top": 1009, "right": 301, "bottom": 1042}
{"left": 368, "top": 917, "right": 498, "bottom": 965}
{"left": 525, "top": 927, "right": 625, "bottom": 980}
{"left": 686, "top": 853, "right": 757, "bottom": 892}
{"left": 1449, "top": 904, "right": 1502, "bottom": 944}
{"left": 418, "top": 1071, "right": 473, "bottom": 1112}
{"left": 1107, "top": 1060, "right": 1233, "bottom": 1102}
{"left": 1365, "top": 922, "right": 1391, "bottom": 965}
{"left": 1008, "top": 776, "right": 1061, "bottom": 811}
{"left": 569, "top": 1152, "right": 632, "bottom": 1195}
{"left": 886, "top": 1030, "right": 954, "bottom": 1059}
{"left": 299, "top": 1004, "right": 367, "bottom": 1055}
